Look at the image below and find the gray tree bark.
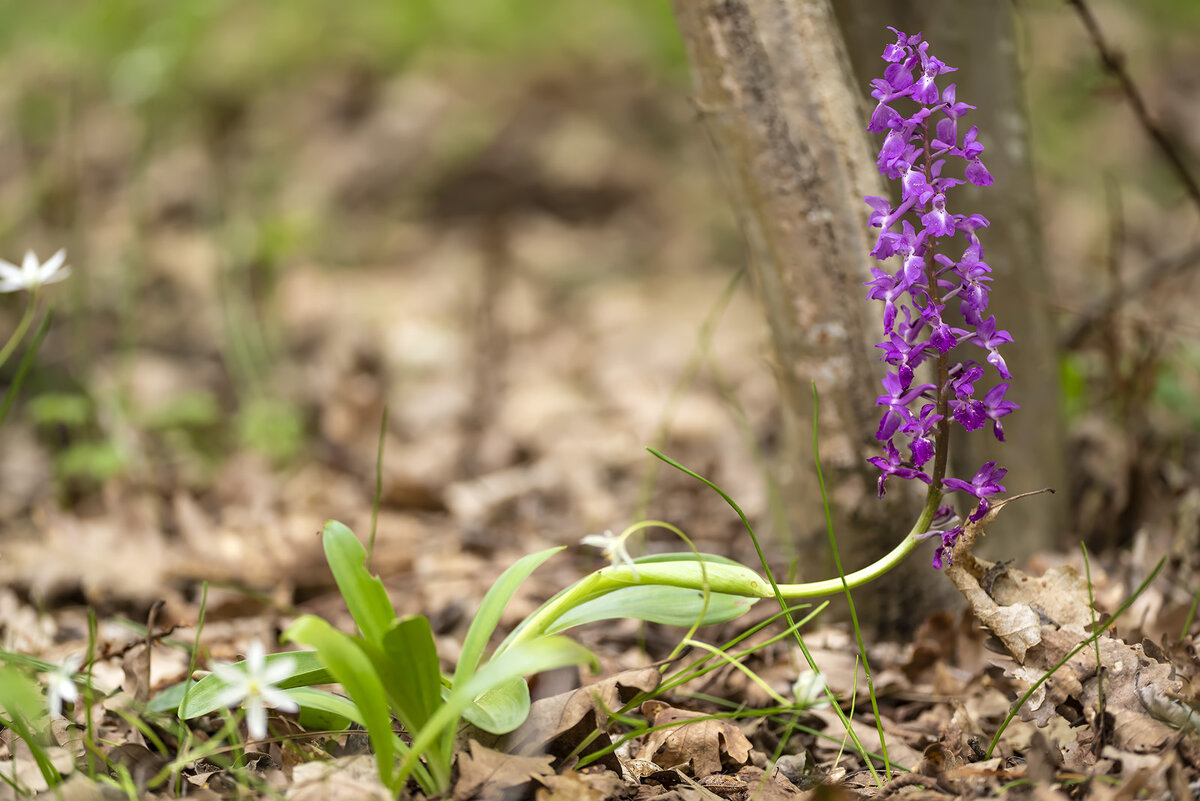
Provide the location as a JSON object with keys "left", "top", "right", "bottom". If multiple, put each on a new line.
{"left": 670, "top": 0, "right": 959, "bottom": 629}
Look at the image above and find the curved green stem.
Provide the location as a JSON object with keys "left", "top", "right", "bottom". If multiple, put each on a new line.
{"left": 496, "top": 571, "right": 619, "bottom": 653}
{"left": 0, "top": 291, "right": 38, "bottom": 369}
{"left": 773, "top": 486, "right": 942, "bottom": 598}
{"left": 507, "top": 488, "right": 944, "bottom": 647}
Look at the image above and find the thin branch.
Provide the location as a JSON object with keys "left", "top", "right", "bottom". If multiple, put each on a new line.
{"left": 1067, "top": 0, "right": 1200, "bottom": 215}
{"left": 1060, "top": 240, "right": 1200, "bottom": 350}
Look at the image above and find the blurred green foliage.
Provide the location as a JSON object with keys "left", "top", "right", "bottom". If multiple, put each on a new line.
{"left": 0, "top": 0, "right": 688, "bottom": 105}
{"left": 236, "top": 396, "right": 306, "bottom": 466}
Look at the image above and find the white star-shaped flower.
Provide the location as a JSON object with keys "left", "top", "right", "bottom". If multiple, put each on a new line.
{"left": 42, "top": 654, "right": 83, "bottom": 719}
{"left": 210, "top": 641, "right": 299, "bottom": 740}
{"left": 0, "top": 249, "right": 71, "bottom": 293}
{"left": 581, "top": 529, "right": 638, "bottom": 578}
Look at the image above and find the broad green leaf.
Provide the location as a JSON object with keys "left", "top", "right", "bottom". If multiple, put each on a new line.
{"left": 497, "top": 552, "right": 761, "bottom": 654}
{"left": 397, "top": 635, "right": 596, "bottom": 788}
{"left": 148, "top": 679, "right": 193, "bottom": 713}
{"left": 177, "top": 651, "right": 332, "bottom": 718}
{"left": 544, "top": 585, "right": 756, "bottom": 634}
{"left": 0, "top": 650, "right": 56, "bottom": 675}
{"left": 0, "top": 664, "right": 45, "bottom": 725}
{"left": 601, "top": 558, "right": 770, "bottom": 597}
{"left": 322, "top": 520, "right": 396, "bottom": 645}
{"left": 633, "top": 552, "right": 748, "bottom": 567}
{"left": 0, "top": 665, "right": 61, "bottom": 787}
{"left": 282, "top": 616, "right": 399, "bottom": 792}
{"left": 283, "top": 686, "right": 361, "bottom": 731}
{"left": 454, "top": 546, "right": 564, "bottom": 687}
{"left": 461, "top": 676, "right": 529, "bottom": 734}
{"left": 358, "top": 616, "right": 443, "bottom": 739}
{"left": 445, "top": 546, "right": 563, "bottom": 758}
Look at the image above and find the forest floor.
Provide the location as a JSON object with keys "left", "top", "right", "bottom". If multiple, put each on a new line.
{"left": 1, "top": 2, "right": 1200, "bottom": 799}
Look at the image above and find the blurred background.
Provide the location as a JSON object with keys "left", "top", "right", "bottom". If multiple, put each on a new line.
{"left": 0, "top": 0, "right": 1198, "bottom": 641}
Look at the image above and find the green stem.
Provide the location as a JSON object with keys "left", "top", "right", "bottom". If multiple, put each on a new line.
{"left": 772, "top": 487, "right": 941, "bottom": 598}
{"left": 0, "top": 291, "right": 38, "bottom": 369}
{"left": 508, "top": 490, "right": 943, "bottom": 647}
{"left": 497, "top": 572, "right": 621, "bottom": 653}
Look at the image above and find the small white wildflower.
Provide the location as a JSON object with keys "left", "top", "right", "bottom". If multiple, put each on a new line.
{"left": 0, "top": 249, "right": 71, "bottom": 293}
{"left": 42, "top": 654, "right": 83, "bottom": 719}
{"left": 792, "top": 669, "right": 829, "bottom": 709}
{"left": 581, "top": 529, "right": 638, "bottom": 578}
{"left": 210, "top": 641, "right": 299, "bottom": 740}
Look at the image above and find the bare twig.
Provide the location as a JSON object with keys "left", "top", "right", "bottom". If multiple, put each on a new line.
{"left": 1067, "top": 0, "right": 1200, "bottom": 215}
{"left": 1060, "top": 241, "right": 1200, "bottom": 350}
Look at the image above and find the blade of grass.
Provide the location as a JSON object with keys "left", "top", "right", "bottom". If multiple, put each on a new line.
{"left": 647, "top": 447, "right": 883, "bottom": 784}
{"left": 85, "top": 607, "right": 98, "bottom": 779}
{"left": 367, "top": 405, "right": 388, "bottom": 571}
{"left": 0, "top": 293, "right": 39, "bottom": 369}
{"left": 0, "top": 311, "right": 51, "bottom": 427}
{"left": 1081, "top": 543, "right": 1106, "bottom": 744}
{"left": 321, "top": 520, "right": 396, "bottom": 645}
{"left": 812, "top": 382, "right": 889, "bottom": 780}
{"left": 1181, "top": 581, "right": 1200, "bottom": 642}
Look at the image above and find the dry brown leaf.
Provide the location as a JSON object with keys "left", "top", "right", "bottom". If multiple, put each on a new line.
{"left": 454, "top": 740, "right": 555, "bottom": 801}
{"left": 637, "top": 700, "right": 753, "bottom": 778}
{"left": 286, "top": 755, "right": 390, "bottom": 801}
{"left": 534, "top": 769, "right": 626, "bottom": 801}
{"left": 501, "top": 667, "right": 661, "bottom": 773}
{"left": 807, "top": 706, "right": 923, "bottom": 770}
{"left": 947, "top": 510, "right": 1191, "bottom": 767}
{"left": 987, "top": 564, "right": 1094, "bottom": 632}
{"left": 734, "top": 765, "right": 813, "bottom": 800}
{"left": 39, "top": 774, "right": 125, "bottom": 801}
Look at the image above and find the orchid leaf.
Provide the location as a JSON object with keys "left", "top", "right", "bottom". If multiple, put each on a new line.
{"left": 544, "top": 585, "right": 756, "bottom": 634}
{"left": 321, "top": 520, "right": 395, "bottom": 645}
{"left": 461, "top": 676, "right": 530, "bottom": 734}
{"left": 455, "top": 546, "right": 564, "bottom": 686}
{"left": 399, "top": 635, "right": 596, "bottom": 787}
{"left": 282, "top": 615, "right": 403, "bottom": 792}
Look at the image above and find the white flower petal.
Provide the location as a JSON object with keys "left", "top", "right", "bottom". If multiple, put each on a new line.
{"left": 0, "top": 249, "right": 70, "bottom": 292}
{"left": 38, "top": 249, "right": 66, "bottom": 278}
{"left": 43, "top": 655, "right": 83, "bottom": 718}
{"left": 243, "top": 641, "right": 266, "bottom": 672}
{"left": 0, "top": 259, "right": 22, "bottom": 283}
{"left": 20, "top": 251, "right": 39, "bottom": 279}
{"left": 260, "top": 656, "right": 297, "bottom": 685}
{"left": 211, "top": 684, "right": 249, "bottom": 709}
{"left": 211, "top": 662, "right": 247, "bottom": 685}
{"left": 260, "top": 686, "right": 300, "bottom": 714}
{"left": 39, "top": 265, "right": 70, "bottom": 286}
{"left": 244, "top": 700, "right": 268, "bottom": 740}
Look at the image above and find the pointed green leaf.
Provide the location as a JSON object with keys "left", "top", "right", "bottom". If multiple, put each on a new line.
{"left": 322, "top": 520, "right": 396, "bottom": 645}
{"left": 600, "top": 558, "right": 770, "bottom": 597}
{"left": 454, "top": 546, "right": 564, "bottom": 688}
{"left": 461, "top": 676, "right": 530, "bottom": 734}
{"left": 633, "top": 552, "right": 748, "bottom": 567}
{"left": 544, "top": 585, "right": 755, "bottom": 633}
{"left": 282, "top": 616, "right": 398, "bottom": 791}
{"left": 397, "top": 635, "right": 596, "bottom": 787}
{"left": 0, "top": 663, "right": 45, "bottom": 726}
{"left": 357, "top": 616, "right": 443, "bottom": 737}
{"left": 283, "top": 686, "right": 361, "bottom": 731}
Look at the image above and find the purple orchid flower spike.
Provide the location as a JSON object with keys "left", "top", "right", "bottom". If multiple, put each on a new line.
{"left": 863, "top": 28, "right": 1018, "bottom": 568}
{"left": 868, "top": 440, "right": 932, "bottom": 498}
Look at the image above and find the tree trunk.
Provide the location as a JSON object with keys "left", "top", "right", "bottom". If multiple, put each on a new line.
{"left": 670, "top": 0, "right": 959, "bottom": 629}
{"left": 835, "top": 1, "right": 1067, "bottom": 560}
